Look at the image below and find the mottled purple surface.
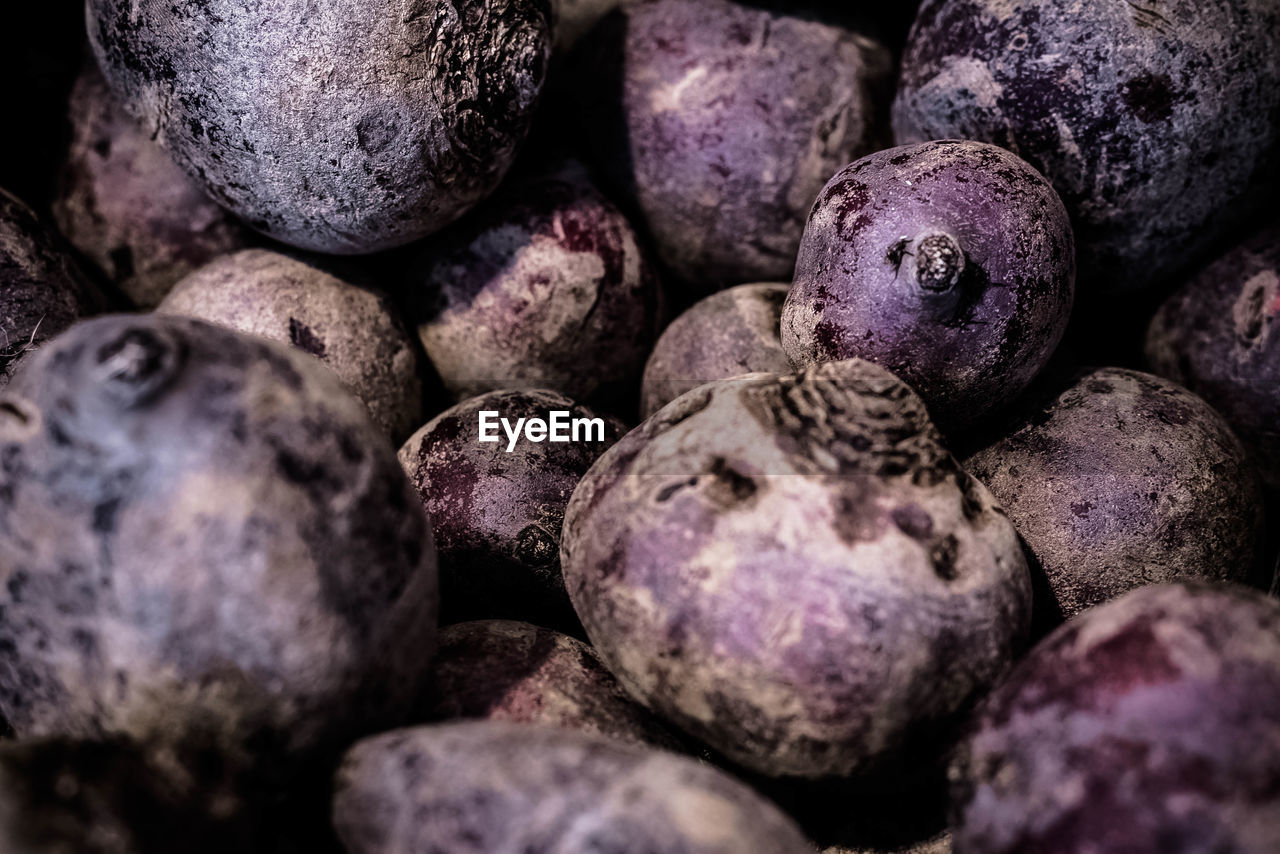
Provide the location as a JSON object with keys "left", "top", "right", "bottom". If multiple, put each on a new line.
{"left": 1146, "top": 221, "right": 1280, "bottom": 487}
{"left": 88, "top": 0, "right": 553, "bottom": 253}
{"left": 562, "top": 359, "right": 1030, "bottom": 778}
{"left": 53, "top": 65, "right": 250, "bottom": 309}
{"left": 400, "top": 388, "right": 622, "bottom": 632}
{"left": 333, "top": 721, "right": 814, "bottom": 854}
{"left": 783, "top": 140, "right": 1074, "bottom": 433}
{"left": 580, "top": 0, "right": 892, "bottom": 285}
{"left": 0, "top": 315, "right": 437, "bottom": 769}
{"left": 893, "top": 0, "right": 1280, "bottom": 295}
{"left": 0, "top": 190, "right": 99, "bottom": 388}
{"left": 641, "top": 282, "right": 792, "bottom": 418}
{"left": 412, "top": 164, "right": 661, "bottom": 404}
{"left": 952, "top": 583, "right": 1280, "bottom": 854}
{"left": 965, "top": 368, "right": 1264, "bottom": 624}
{"left": 418, "top": 619, "right": 682, "bottom": 750}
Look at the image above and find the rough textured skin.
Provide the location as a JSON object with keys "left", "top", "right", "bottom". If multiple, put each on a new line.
{"left": 580, "top": 0, "right": 892, "bottom": 285}
{"left": 158, "top": 249, "right": 424, "bottom": 444}
{"left": 782, "top": 141, "right": 1074, "bottom": 433}
{"left": 892, "top": 0, "right": 1280, "bottom": 295}
{"left": 53, "top": 65, "right": 250, "bottom": 310}
{"left": 1145, "top": 221, "right": 1280, "bottom": 487}
{"left": 951, "top": 583, "right": 1280, "bottom": 854}
{"left": 965, "top": 368, "right": 1264, "bottom": 625}
{"left": 87, "top": 0, "right": 553, "bottom": 254}
{"left": 418, "top": 620, "right": 682, "bottom": 750}
{"left": 333, "top": 722, "right": 814, "bottom": 854}
{"left": 561, "top": 360, "right": 1032, "bottom": 778}
{"left": 400, "top": 389, "right": 621, "bottom": 630}
{"left": 0, "top": 736, "right": 254, "bottom": 854}
{"left": 641, "top": 282, "right": 792, "bottom": 419}
{"left": 0, "top": 190, "right": 99, "bottom": 388}
{"left": 412, "top": 164, "right": 661, "bottom": 403}
{"left": 0, "top": 315, "right": 438, "bottom": 770}
{"left": 827, "top": 835, "right": 951, "bottom": 854}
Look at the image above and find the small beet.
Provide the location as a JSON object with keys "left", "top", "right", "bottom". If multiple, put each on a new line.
{"left": 332, "top": 722, "right": 815, "bottom": 854}
{"left": 892, "top": 0, "right": 1280, "bottom": 295}
{"left": 399, "top": 388, "right": 622, "bottom": 631}
{"left": 411, "top": 164, "right": 661, "bottom": 404}
{"left": 562, "top": 359, "right": 1031, "bottom": 779}
{"left": 419, "top": 619, "right": 682, "bottom": 750}
{"left": 641, "top": 282, "right": 792, "bottom": 418}
{"left": 782, "top": 140, "right": 1074, "bottom": 433}
{"left": 157, "top": 249, "right": 424, "bottom": 444}
{"left": 1145, "top": 221, "right": 1280, "bottom": 487}
{"left": 53, "top": 65, "right": 250, "bottom": 309}
{"left": 965, "top": 368, "right": 1264, "bottom": 626}
{"left": 951, "top": 582, "right": 1280, "bottom": 854}
{"left": 579, "top": 0, "right": 892, "bottom": 284}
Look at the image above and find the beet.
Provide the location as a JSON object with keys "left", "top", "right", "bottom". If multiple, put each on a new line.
{"left": 578, "top": 0, "right": 892, "bottom": 285}
{"left": 561, "top": 359, "right": 1031, "bottom": 779}
{"left": 965, "top": 368, "right": 1264, "bottom": 626}
{"left": 157, "top": 249, "right": 424, "bottom": 443}
{"left": 411, "top": 163, "right": 661, "bottom": 405}
{"left": 892, "top": 0, "right": 1280, "bottom": 295}
{"left": 87, "top": 0, "right": 553, "bottom": 253}
{"left": 399, "top": 388, "right": 622, "bottom": 631}
{"left": 951, "top": 582, "right": 1280, "bottom": 854}
{"left": 1145, "top": 220, "right": 1280, "bottom": 487}
{"left": 782, "top": 140, "right": 1074, "bottom": 433}
{"left": 641, "top": 282, "right": 792, "bottom": 419}
{"left": 333, "top": 721, "right": 815, "bottom": 853}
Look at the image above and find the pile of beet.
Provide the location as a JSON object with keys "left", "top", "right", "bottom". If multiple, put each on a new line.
{"left": 0, "top": 0, "right": 1277, "bottom": 851}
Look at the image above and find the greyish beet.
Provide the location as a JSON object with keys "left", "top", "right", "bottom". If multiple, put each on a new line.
{"left": 951, "top": 583, "right": 1280, "bottom": 854}
{"left": 641, "top": 282, "right": 792, "bottom": 419}
{"left": 1145, "top": 221, "right": 1280, "bottom": 487}
{"left": 88, "top": 0, "right": 553, "bottom": 254}
{"left": 561, "top": 359, "right": 1031, "bottom": 779}
{"left": 399, "top": 388, "right": 622, "bottom": 631}
{"left": 0, "top": 315, "right": 437, "bottom": 769}
{"left": 965, "top": 368, "right": 1264, "bottom": 626}
{"left": 892, "top": 0, "right": 1280, "bottom": 295}
{"left": 411, "top": 163, "right": 661, "bottom": 404}
{"left": 157, "top": 249, "right": 424, "bottom": 444}
{"left": 782, "top": 140, "right": 1074, "bottom": 433}
{"left": 0, "top": 190, "right": 100, "bottom": 388}
{"left": 332, "top": 722, "right": 815, "bottom": 854}
{"left": 53, "top": 65, "right": 250, "bottom": 310}
{"left": 418, "top": 620, "right": 683, "bottom": 750}
{"left": 579, "top": 0, "right": 892, "bottom": 285}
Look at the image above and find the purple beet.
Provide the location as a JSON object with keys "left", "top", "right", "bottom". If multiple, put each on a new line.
{"left": 952, "top": 582, "right": 1280, "bottom": 854}
{"left": 782, "top": 140, "right": 1074, "bottom": 433}
{"left": 1145, "top": 220, "right": 1280, "bottom": 487}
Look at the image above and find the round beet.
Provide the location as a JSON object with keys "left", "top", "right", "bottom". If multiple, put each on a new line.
{"left": 53, "top": 65, "right": 250, "bottom": 310}
{"left": 965, "top": 368, "right": 1264, "bottom": 625}
{"left": 562, "top": 360, "right": 1031, "bottom": 779}
{"left": 951, "top": 582, "right": 1280, "bottom": 854}
{"left": 1145, "top": 221, "right": 1280, "bottom": 487}
{"left": 782, "top": 141, "right": 1074, "bottom": 433}
{"left": 88, "top": 0, "right": 553, "bottom": 254}
{"left": 400, "top": 388, "right": 622, "bottom": 631}
{"left": 641, "top": 282, "right": 792, "bottom": 419}
{"left": 892, "top": 0, "right": 1280, "bottom": 295}
{"left": 333, "top": 722, "right": 814, "bottom": 854}
{"left": 411, "top": 164, "right": 661, "bottom": 404}
{"left": 157, "top": 249, "right": 423, "bottom": 443}
{"left": 0, "top": 189, "right": 99, "bottom": 387}
{"left": 419, "top": 619, "right": 682, "bottom": 749}
{"left": 579, "top": 0, "right": 892, "bottom": 284}
{"left": 0, "top": 315, "right": 437, "bottom": 766}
